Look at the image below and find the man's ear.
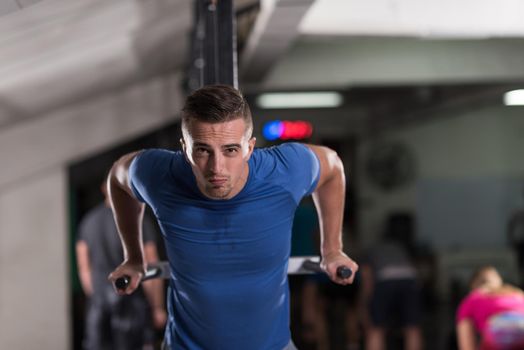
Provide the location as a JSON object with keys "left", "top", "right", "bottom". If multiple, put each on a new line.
{"left": 246, "top": 137, "right": 256, "bottom": 159}
{"left": 180, "top": 138, "right": 190, "bottom": 162}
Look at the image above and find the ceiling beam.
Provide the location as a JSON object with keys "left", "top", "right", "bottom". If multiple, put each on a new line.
{"left": 239, "top": 0, "right": 314, "bottom": 84}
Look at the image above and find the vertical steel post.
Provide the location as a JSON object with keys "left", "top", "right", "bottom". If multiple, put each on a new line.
{"left": 187, "top": 0, "right": 237, "bottom": 91}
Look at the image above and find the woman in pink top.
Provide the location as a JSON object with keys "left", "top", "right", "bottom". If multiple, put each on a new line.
{"left": 456, "top": 266, "right": 524, "bottom": 350}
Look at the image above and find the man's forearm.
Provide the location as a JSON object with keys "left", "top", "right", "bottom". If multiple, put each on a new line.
{"left": 305, "top": 145, "right": 356, "bottom": 284}
{"left": 311, "top": 151, "right": 346, "bottom": 257}
{"left": 107, "top": 165, "right": 146, "bottom": 265}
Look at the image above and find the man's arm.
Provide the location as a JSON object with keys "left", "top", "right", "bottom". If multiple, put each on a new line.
{"left": 306, "top": 144, "right": 358, "bottom": 285}
{"left": 106, "top": 151, "right": 146, "bottom": 295}
{"left": 75, "top": 240, "right": 93, "bottom": 296}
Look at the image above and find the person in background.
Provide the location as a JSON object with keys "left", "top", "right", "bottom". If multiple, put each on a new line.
{"left": 507, "top": 185, "right": 524, "bottom": 286}
{"left": 290, "top": 198, "right": 329, "bottom": 350}
{"left": 456, "top": 266, "right": 524, "bottom": 350}
{"left": 76, "top": 181, "right": 166, "bottom": 350}
{"left": 360, "top": 214, "right": 423, "bottom": 350}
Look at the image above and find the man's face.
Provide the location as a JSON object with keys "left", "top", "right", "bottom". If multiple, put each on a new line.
{"left": 182, "top": 118, "right": 256, "bottom": 200}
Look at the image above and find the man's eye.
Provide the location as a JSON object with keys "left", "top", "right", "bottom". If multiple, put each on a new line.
{"left": 225, "top": 148, "right": 239, "bottom": 155}
{"left": 195, "top": 148, "right": 209, "bottom": 155}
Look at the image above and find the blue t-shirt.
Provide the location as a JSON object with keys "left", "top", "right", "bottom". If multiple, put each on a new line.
{"left": 130, "top": 142, "right": 320, "bottom": 350}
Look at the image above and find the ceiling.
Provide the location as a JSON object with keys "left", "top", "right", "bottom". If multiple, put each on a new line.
{"left": 0, "top": 0, "right": 191, "bottom": 128}
{"left": 1, "top": 0, "right": 524, "bottom": 134}
{"left": 238, "top": 0, "right": 524, "bottom": 135}
{"left": 300, "top": 0, "right": 524, "bottom": 38}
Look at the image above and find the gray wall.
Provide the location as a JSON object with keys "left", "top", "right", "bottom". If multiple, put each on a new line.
{"left": 0, "top": 73, "right": 183, "bottom": 349}
{"left": 357, "top": 104, "right": 524, "bottom": 249}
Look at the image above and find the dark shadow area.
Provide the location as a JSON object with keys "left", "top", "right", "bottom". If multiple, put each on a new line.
{"left": 68, "top": 121, "right": 181, "bottom": 350}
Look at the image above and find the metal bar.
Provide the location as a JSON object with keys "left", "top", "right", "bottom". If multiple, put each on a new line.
{"left": 186, "top": 0, "right": 237, "bottom": 91}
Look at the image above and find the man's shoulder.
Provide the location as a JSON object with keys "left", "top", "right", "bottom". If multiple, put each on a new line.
{"left": 253, "top": 142, "right": 310, "bottom": 162}
{"left": 250, "top": 143, "right": 316, "bottom": 184}
{"left": 131, "top": 148, "right": 194, "bottom": 199}
{"left": 132, "top": 148, "right": 185, "bottom": 175}
{"left": 252, "top": 143, "right": 315, "bottom": 170}
{"left": 255, "top": 142, "right": 308, "bottom": 153}
{"left": 136, "top": 148, "right": 183, "bottom": 162}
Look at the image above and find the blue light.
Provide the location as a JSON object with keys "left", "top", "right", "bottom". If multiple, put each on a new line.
{"left": 262, "top": 120, "right": 283, "bottom": 141}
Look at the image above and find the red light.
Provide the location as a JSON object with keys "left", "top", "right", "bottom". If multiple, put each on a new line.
{"left": 280, "top": 120, "right": 313, "bottom": 140}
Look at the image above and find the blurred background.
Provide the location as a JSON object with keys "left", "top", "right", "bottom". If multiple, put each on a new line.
{"left": 1, "top": 0, "right": 524, "bottom": 349}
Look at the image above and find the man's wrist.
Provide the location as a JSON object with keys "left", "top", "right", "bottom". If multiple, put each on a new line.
{"left": 321, "top": 247, "right": 343, "bottom": 259}
{"left": 125, "top": 251, "right": 145, "bottom": 263}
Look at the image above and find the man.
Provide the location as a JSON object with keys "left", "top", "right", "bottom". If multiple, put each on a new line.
{"left": 76, "top": 183, "right": 166, "bottom": 350}
{"left": 107, "top": 84, "right": 358, "bottom": 350}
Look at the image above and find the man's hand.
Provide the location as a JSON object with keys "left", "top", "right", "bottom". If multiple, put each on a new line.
{"left": 108, "top": 260, "right": 146, "bottom": 295}
{"left": 321, "top": 250, "right": 359, "bottom": 285}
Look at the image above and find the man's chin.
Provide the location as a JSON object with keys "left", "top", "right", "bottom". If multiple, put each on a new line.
{"left": 204, "top": 187, "right": 231, "bottom": 200}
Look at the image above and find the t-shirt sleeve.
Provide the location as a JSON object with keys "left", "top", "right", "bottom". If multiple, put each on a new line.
{"left": 273, "top": 142, "right": 320, "bottom": 204}
{"left": 77, "top": 211, "right": 96, "bottom": 244}
{"left": 76, "top": 216, "right": 90, "bottom": 243}
{"left": 456, "top": 294, "right": 474, "bottom": 324}
{"left": 129, "top": 149, "right": 173, "bottom": 205}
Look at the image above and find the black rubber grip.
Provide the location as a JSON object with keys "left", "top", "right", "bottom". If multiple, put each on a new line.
{"left": 336, "top": 266, "right": 353, "bottom": 279}
{"left": 302, "top": 260, "right": 352, "bottom": 279}
{"left": 114, "top": 275, "right": 130, "bottom": 291}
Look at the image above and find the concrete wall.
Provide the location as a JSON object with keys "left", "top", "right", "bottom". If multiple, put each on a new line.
{"left": 0, "top": 73, "right": 183, "bottom": 349}
{"left": 357, "top": 104, "right": 524, "bottom": 249}
{"left": 0, "top": 168, "right": 68, "bottom": 349}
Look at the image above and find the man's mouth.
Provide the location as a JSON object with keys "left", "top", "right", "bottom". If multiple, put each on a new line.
{"left": 208, "top": 177, "right": 227, "bottom": 186}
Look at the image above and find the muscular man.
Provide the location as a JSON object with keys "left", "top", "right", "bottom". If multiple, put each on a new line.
{"left": 107, "top": 84, "right": 358, "bottom": 350}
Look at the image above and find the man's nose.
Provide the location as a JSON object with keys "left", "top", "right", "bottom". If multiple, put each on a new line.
{"left": 209, "top": 152, "right": 224, "bottom": 173}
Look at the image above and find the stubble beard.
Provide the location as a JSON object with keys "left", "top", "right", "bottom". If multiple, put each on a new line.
{"left": 205, "top": 181, "right": 232, "bottom": 199}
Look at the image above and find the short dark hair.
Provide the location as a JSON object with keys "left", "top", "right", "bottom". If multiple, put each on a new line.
{"left": 181, "top": 84, "right": 253, "bottom": 136}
